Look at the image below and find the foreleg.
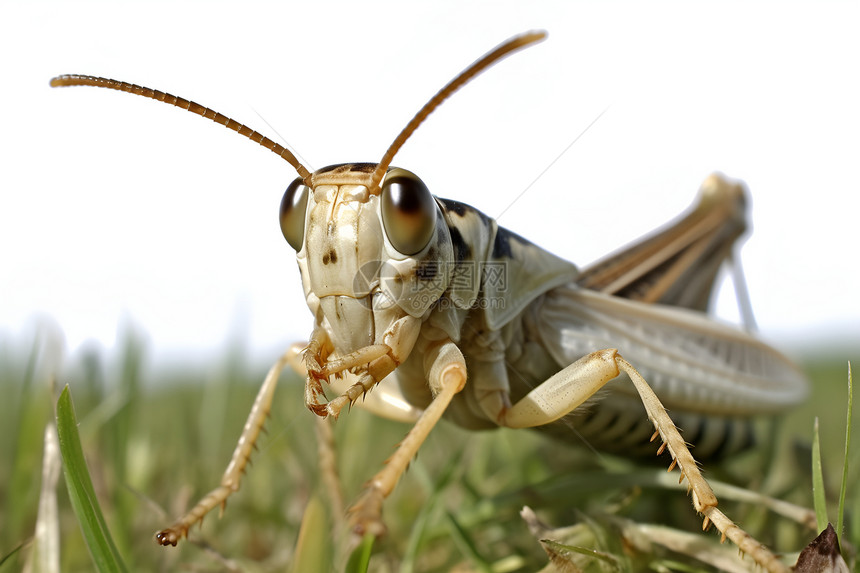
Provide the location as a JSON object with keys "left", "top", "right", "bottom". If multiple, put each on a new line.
{"left": 303, "top": 315, "right": 422, "bottom": 419}
{"left": 155, "top": 348, "right": 291, "bottom": 546}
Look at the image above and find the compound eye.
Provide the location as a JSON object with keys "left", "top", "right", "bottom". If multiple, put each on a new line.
{"left": 279, "top": 177, "right": 310, "bottom": 251}
{"left": 381, "top": 168, "right": 436, "bottom": 255}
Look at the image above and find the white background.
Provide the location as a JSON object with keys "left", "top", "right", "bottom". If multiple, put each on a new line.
{"left": 2, "top": 1, "right": 858, "bottom": 369}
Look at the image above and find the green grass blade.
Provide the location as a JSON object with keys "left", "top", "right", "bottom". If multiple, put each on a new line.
{"left": 445, "top": 512, "right": 493, "bottom": 573}
{"left": 400, "top": 479, "right": 440, "bottom": 573}
{"left": 811, "top": 417, "right": 828, "bottom": 532}
{"left": 289, "top": 493, "right": 330, "bottom": 573}
{"left": 837, "top": 362, "right": 853, "bottom": 539}
{"left": 0, "top": 541, "right": 28, "bottom": 570}
{"left": 401, "top": 452, "right": 464, "bottom": 573}
{"left": 56, "top": 385, "right": 128, "bottom": 573}
{"left": 344, "top": 533, "right": 374, "bottom": 573}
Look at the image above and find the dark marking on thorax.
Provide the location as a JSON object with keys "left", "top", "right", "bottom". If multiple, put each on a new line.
{"left": 438, "top": 198, "right": 491, "bottom": 225}
{"left": 448, "top": 226, "right": 471, "bottom": 262}
{"left": 437, "top": 197, "right": 494, "bottom": 263}
{"left": 492, "top": 227, "right": 530, "bottom": 259}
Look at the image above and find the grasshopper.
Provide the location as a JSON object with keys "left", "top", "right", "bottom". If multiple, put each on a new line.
{"left": 52, "top": 31, "right": 808, "bottom": 571}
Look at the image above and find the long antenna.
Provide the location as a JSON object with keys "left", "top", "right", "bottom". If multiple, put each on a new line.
{"left": 49, "top": 75, "right": 312, "bottom": 184}
{"left": 52, "top": 31, "right": 547, "bottom": 192}
{"left": 368, "top": 30, "right": 547, "bottom": 194}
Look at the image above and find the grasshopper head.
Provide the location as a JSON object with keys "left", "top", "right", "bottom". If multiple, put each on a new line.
{"left": 273, "top": 30, "right": 547, "bottom": 355}
{"left": 280, "top": 163, "right": 453, "bottom": 354}
{"left": 50, "top": 31, "right": 545, "bottom": 357}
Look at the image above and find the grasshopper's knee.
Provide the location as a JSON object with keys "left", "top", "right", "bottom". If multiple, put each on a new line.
{"left": 592, "top": 348, "right": 621, "bottom": 370}
{"left": 501, "top": 348, "right": 624, "bottom": 429}
{"left": 424, "top": 340, "right": 467, "bottom": 396}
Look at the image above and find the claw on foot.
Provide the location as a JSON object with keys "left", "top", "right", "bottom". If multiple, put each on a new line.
{"left": 308, "top": 401, "right": 329, "bottom": 417}
{"left": 155, "top": 528, "right": 182, "bottom": 547}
